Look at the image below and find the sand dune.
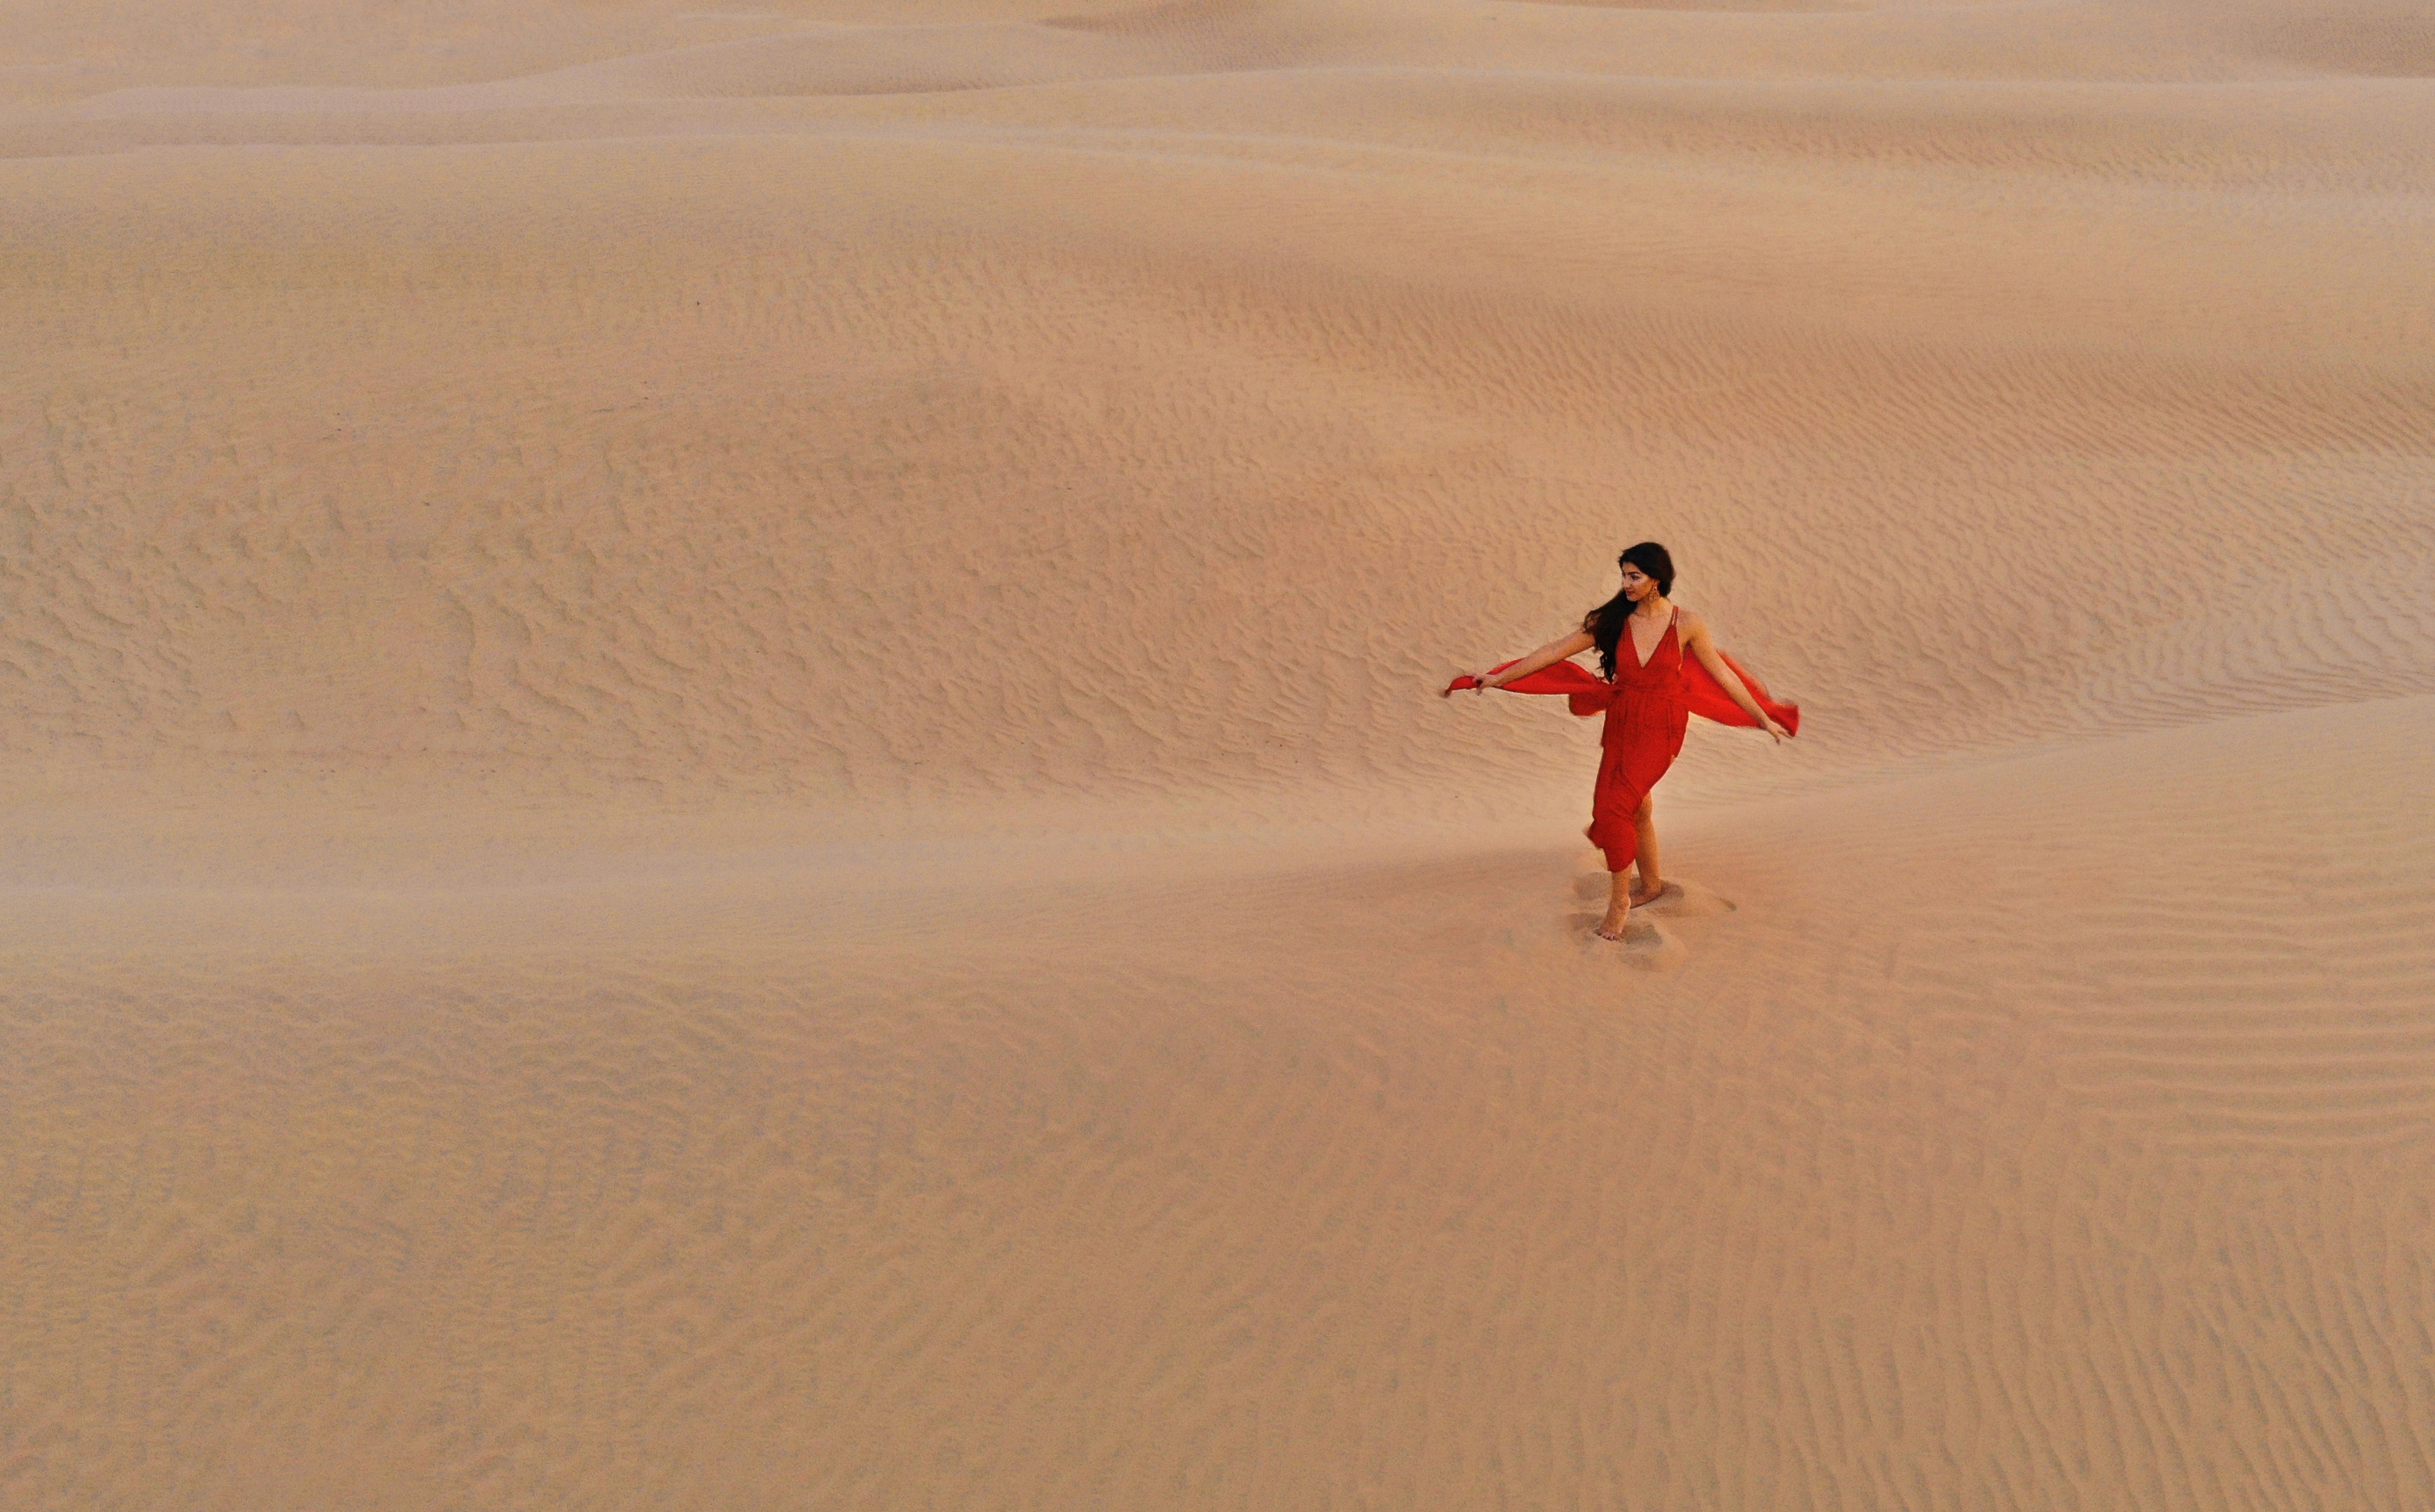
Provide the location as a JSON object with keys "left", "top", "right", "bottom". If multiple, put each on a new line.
{"left": 8, "top": 699, "right": 2430, "bottom": 1508}
{"left": 4, "top": 0, "right": 2432, "bottom": 1505}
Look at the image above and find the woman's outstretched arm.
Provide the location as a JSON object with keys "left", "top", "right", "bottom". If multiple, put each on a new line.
{"left": 1679, "top": 612, "right": 1790, "bottom": 741}
{"left": 1443, "top": 629, "right": 1596, "bottom": 697}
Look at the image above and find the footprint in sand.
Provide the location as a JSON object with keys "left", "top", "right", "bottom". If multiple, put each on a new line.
{"left": 1569, "top": 873, "right": 1738, "bottom": 917}
{"left": 1568, "top": 909, "right": 1689, "bottom": 969}
{"left": 1641, "top": 880, "right": 1738, "bottom": 918}
{"left": 1568, "top": 853, "right": 1733, "bottom": 968}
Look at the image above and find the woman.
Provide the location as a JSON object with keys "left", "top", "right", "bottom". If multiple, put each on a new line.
{"left": 1444, "top": 542, "right": 1796, "bottom": 942}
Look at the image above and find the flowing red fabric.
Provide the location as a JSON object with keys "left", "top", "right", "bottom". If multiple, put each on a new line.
{"left": 1443, "top": 653, "right": 1799, "bottom": 734}
{"left": 1444, "top": 632, "right": 1798, "bottom": 873}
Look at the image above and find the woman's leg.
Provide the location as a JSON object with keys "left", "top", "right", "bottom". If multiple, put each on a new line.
{"left": 1630, "top": 792, "right": 1663, "bottom": 904}
{"left": 1597, "top": 866, "right": 1633, "bottom": 939}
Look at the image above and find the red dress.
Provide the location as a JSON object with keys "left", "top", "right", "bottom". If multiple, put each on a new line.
{"left": 1445, "top": 611, "right": 1800, "bottom": 875}
{"left": 1576, "top": 611, "right": 1689, "bottom": 872}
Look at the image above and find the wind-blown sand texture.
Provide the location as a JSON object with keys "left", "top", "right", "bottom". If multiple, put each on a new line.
{"left": 5, "top": 0, "right": 2434, "bottom": 1506}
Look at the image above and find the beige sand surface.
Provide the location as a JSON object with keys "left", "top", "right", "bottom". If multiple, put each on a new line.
{"left": 4, "top": 0, "right": 2433, "bottom": 1506}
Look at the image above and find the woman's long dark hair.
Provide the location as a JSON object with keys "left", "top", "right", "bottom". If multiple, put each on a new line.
{"left": 1581, "top": 542, "right": 1676, "bottom": 679}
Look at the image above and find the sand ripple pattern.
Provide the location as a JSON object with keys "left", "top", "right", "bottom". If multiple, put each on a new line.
{"left": 5, "top": 0, "right": 2434, "bottom": 825}
{"left": 6, "top": 701, "right": 2434, "bottom": 1510}
{"left": 4, "top": 0, "right": 2434, "bottom": 1506}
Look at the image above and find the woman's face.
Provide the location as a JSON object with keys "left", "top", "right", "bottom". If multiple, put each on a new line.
{"left": 1619, "top": 563, "right": 1654, "bottom": 602}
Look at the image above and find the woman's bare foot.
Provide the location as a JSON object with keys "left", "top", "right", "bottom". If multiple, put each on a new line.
{"left": 1629, "top": 877, "right": 1668, "bottom": 908}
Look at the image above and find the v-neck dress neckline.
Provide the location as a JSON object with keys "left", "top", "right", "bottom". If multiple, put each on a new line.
{"left": 1627, "top": 606, "right": 1678, "bottom": 671}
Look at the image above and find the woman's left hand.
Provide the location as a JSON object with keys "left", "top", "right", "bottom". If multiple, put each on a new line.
{"left": 1761, "top": 717, "right": 1790, "bottom": 743}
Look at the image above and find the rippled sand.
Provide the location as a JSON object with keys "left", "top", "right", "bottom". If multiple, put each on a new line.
{"left": 5, "top": 0, "right": 2433, "bottom": 1506}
